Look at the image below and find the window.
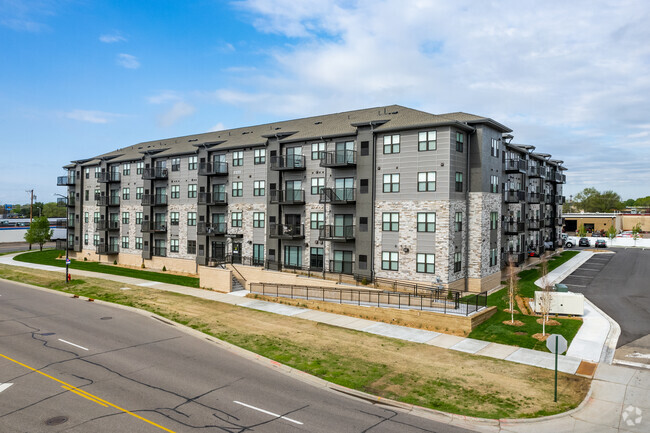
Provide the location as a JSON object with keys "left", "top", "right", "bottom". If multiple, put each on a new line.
{"left": 85, "top": 168, "right": 90, "bottom": 179}
{"left": 310, "top": 247, "right": 324, "bottom": 270}
{"left": 490, "top": 175, "right": 499, "bottom": 193}
{"left": 136, "top": 162, "right": 144, "bottom": 175}
{"left": 122, "top": 187, "right": 130, "bottom": 200}
{"left": 170, "top": 212, "right": 179, "bottom": 225}
{"left": 360, "top": 141, "right": 369, "bottom": 156}
{"left": 93, "top": 212, "right": 100, "bottom": 223}
{"left": 310, "top": 212, "right": 324, "bottom": 229}
{"left": 231, "top": 212, "right": 242, "bottom": 227}
{"left": 455, "top": 212, "right": 463, "bottom": 232}
{"left": 187, "top": 240, "right": 196, "bottom": 255}
{"left": 254, "top": 148, "right": 266, "bottom": 164}
{"left": 417, "top": 253, "right": 435, "bottom": 274}
{"left": 455, "top": 172, "right": 463, "bottom": 192}
{"left": 417, "top": 212, "right": 436, "bottom": 232}
{"left": 383, "top": 134, "right": 400, "bottom": 154}
{"left": 381, "top": 251, "right": 398, "bottom": 271}
{"left": 284, "top": 246, "right": 302, "bottom": 268}
{"left": 171, "top": 185, "right": 180, "bottom": 199}
{"left": 94, "top": 167, "right": 100, "bottom": 178}
{"left": 188, "top": 156, "right": 197, "bottom": 170}
{"left": 418, "top": 171, "right": 436, "bottom": 192}
{"left": 490, "top": 248, "right": 498, "bottom": 266}
{"left": 253, "top": 180, "right": 265, "bottom": 196}
{"left": 84, "top": 233, "right": 88, "bottom": 245}
{"left": 122, "top": 163, "right": 131, "bottom": 175}
{"left": 121, "top": 236, "right": 129, "bottom": 249}
{"left": 232, "top": 181, "right": 243, "bottom": 197}
{"left": 187, "top": 212, "right": 196, "bottom": 226}
{"left": 253, "top": 212, "right": 265, "bottom": 228}
{"left": 85, "top": 190, "right": 89, "bottom": 201}
{"left": 84, "top": 212, "right": 89, "bottom": 223}
{"left": 233, "top": 151, "right": 243, "bottom": 166}
{"left": 170, "top": 239, "right": 179, "bottom": 253}
{"left": 490, "top": 212, "right": 498, "bottom": 230}
{"left": 311, "top": 142, "right": 325, "bottom": 159}
{"left": 185, "top": 184, "right": 196, "bottom": 198}
{"left": 418, "top": 131, "right": 437, "bottom": 151}
{"left": 456, "top": 132, "right": 464, "bottom": 152}
{"left": 311, "top": 177, "right": 324, "bottom": 195}
{"left": 382, "top": 174, "right": 400, "bottom": 193}
{"left": 122, "top": 212, "right": 130, "bottom": 224}
{"left": 382, "top": 212, "right": 399, "bottom": 231}
{"left": 133, "top": 213, "right": 141, "bottom": 226}
{"left": 171, "top": 157, "right": 180, "bottom": 171}
{"left": 135, "top": 237, "right": 142, "bottom": 250}
{"left": 454, "top": 252, "right": 462, "bottom": 272}
{"left": 94, "top": 189, "right": 100, "bottom": 200}
{"left": 491, "top": 138, "right": 499, "bottom": 157}
{"left": 136, "top": 187, "right": 143, "bottom": 200}
{"left": 93, "top": 234, "right": 99, "bottom": 246}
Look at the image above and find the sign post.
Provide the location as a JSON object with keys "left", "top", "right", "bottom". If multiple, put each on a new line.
{"left": 546, "top": 334, "right": 568, "bottom": 402}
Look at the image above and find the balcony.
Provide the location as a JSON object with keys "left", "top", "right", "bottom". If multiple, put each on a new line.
{"left": 544, "top": 218, "right": 554, "bottom": 228}
{"left": 152, "top": 247, "right": 167, "bottom": 257}
{"left": 555, "top": 195, "right": 565, "bottom": 205}
{"left": 555, "top": 217, "right": 564, "bottom": 226}
{"left": 503, "top": 220, "right": 525, "bottom": 234}
{"left": 141, "top": 221, "right": 167, "bottom": 233}
{"left": 96, "top": 196, "right": 120, "bottom": 207}
{"left": 96, "top": 244, "right": 119, "bottom": 255}
{"left": 270, "top": 155, "right": 306, "bottom": 171}
{"left": 548, "top": 170, "right": 565, "bottom": 184}
{"left": 329, "top": 260, "right": 355, "bottom": 275}
{"left": 528, "top": 219, "right": 541, "bottom": 230}
{"left": 269, "top": 223, "right": 304, "bottom": 239}
{"left": 504, "top": 158, "right": 527, "bottom": 173}
{"left": 98, "top": 172, "right": 121, "bottom": 183}
{"left": 96, "top": 220, "right": 120, "bottom": 231}
{"left": 141, "top": 194, "right": 168, "bottom": 206}
{"left": 503, "top": 251, "right": 526, "bottom": 266}
{"left": 57, "top": 175, "right": 76, "bottom": 186}
{"left": 504, "top": 190, "right": 525, "bottom": 203}
{"left": 528, "top": 165, "right": 541, "bottom": 178}
{"left": 198, "top": 162, "right": 228, "bottom": 176}
{"left": 320, "top": 150, "right": 357, "bottom": 168}
{"left": 197, "top": 222, "right": 227, "bottom": 236}
{"left": 319, "top": 225, "right": 355, "bottom": 242}
{"left": 55, "top": 219, "right": 68, "bottom": 228}
{"left": 319, "top": 187, "right": 356, "bottom": 204}
{"left": 57, "top": 197, "right": 75, "bottom": 207}
{"left": 269, "top": 190, "right": 305, "bottom": 205}
{"left": 528, "top": 192, "right": 541, "bottom": 204}
{"left": 198, "top": 191, "right": 228, "bottom": 205}
{"left": 56, "top": 239, "right": 74, "bottom": 250}
{"left": 142, "top": 167, "right": 168, "bottom": 180}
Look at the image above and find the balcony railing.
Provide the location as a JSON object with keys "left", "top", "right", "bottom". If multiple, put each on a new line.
{"left": 57, "top": 175, "right": 76, "bottom": 186}
{"left": 503, "top": 251, "right": 526, "bottom": 266}
{"left": 503, "top": 220, "right": 525, "bottom": 234}
{"left": 270, "top": 155, "right": 306, "bottom": 171}
{"left": 269, "top": 223, "right": 304, "bottom": 239}
{"left": 544, "top": 218, "right": 554, "bottom": 227}
{"left": 96, "top": 196, "right": 120, "bottom": 207}
{"left": 528, "top": 219, "right": 541, "bottom": 230}
{"left": 56, "top": 239, "right": 74, "bottom": 250}
{"left": 528, "top": 165, "right": 541, "bottom": 178}
{"left": 141, "top": 221, "right": 167, "bottom": 233}
{"left": 320, "top": 150, "right": 357, "bottom": 168}
{"left": 555, "top": 217, "right": 564, "bottom": 226}
{"left": 269, "top": 190, "right": 305, "bottom": 205}
{"left": 141, "top": 194, "right": 168, "bottom": 206}
{"left": 528, "top": 192, "right": 541, "bottom": 204}
{"left": 198, "top": 162, "right": 228, "bottom": 176}
{"left": 329, "top": 260, "right": 355, "bottom": 275}
{"left": 96, "top": 244, "right": 119, "bottom": 255}
{"left": 319, "top": 187, "right": 356, "bottom": 204}
{"left": 152, "top": 247, "right": 167, "bottom": 257}
{"left": 57, "top": 197, "right": 75, "bottom": 207}
{"left": 555, "top": 195, "right": 565, "bottom": 205}
{"left": 98, "top": 172, "right": 121, "bottom": 183}
{"left": 142, "top": 167, "right": 168, "bottom": 180}
{"left": 96, "top": 220, "right": 120, "bottom": 231}
{"left": 319, "top": 225, "right": 355, "bottom": 241}
{"left": 504, "top": 190, "right": 525, "bottom": 203}
{"left": 198, "top": 191, "right": 228, "bottom": 205}
{"left": 504, "top": 158, "right": 527, "bottom": 173}
{"left": 197, "top": 222, "right": 227, "bottom": 236}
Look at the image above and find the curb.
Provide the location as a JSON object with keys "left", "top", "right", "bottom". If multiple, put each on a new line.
{"left": 585, "top": 298, "right": 621, "bottom": 364}
{"left": 534, "top": 251, "right": 593, "bottom": 288}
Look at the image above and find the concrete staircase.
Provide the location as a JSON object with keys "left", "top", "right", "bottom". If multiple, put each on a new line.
{"left": 231, "top": 275, "right": 245, "bottom": 292}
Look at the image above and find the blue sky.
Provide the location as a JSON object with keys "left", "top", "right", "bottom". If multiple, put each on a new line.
{"left": 1, "top": 0, "right": 649, "bottom": 205}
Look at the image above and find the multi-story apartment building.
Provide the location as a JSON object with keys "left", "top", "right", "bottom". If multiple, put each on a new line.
{"left": 57, "top": 105, "right": 565, "bottom": 292}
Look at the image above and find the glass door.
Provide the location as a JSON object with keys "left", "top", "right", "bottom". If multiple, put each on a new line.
{"left": 334, "top": 178, "right": 354, "bottom": 201}
{"left": 333, "top": 250, "right": 353, "bottom": 274}
{"left": 334, "top": 214, "right": 353, "bottom": 237}
{"left": 232, "top": 242, "right": 242, "bottom": 264}
{"left": 335, "top": 141, "right": 354, "bottom": 164}
{"left": 211, "top": 241, "right": 226, "bottom": 260}
{"left": 285, "top": 180, "right": 302, "bottom": 202}
{"left": 286, "top": 147, "right": 303, "bottom": 169}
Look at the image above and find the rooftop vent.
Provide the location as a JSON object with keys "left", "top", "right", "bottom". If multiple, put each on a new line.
{"left": 314, "top": 121, "right": 322, "bottom": 125}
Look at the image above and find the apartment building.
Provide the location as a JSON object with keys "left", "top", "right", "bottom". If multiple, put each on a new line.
{"left": 57, "top": 105, "right": 566, "bottom": 292}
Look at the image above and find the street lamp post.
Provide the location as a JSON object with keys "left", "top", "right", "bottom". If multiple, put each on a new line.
{"left": 55, "top": 193, "right": 69, "bottom": 284}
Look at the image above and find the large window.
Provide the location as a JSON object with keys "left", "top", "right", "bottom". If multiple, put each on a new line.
{"left": 455, "top": 212, "right": 463, "bottom": 232}
{"left": 170, "top": 239, "right": 179, "bottom": 253}
{"left": 233, "top": 151, "right": 243, "bottom": 166}
{"left": 456, "top": 132, "right": 464, "bottom": 152}
{"left": 135, "top": 212, "right": 143, "bottom": 224}
{"left": 383, "top": 174, "right": 400, "bottom": 193}
{"left": 231, "top": 212, "right": 242, "bottom": 227}
{"left": 136, "top": 162, "right": 144, "bottom": 175}
{"left": 310, "top": 212, "right": 324, "bottom": 229}
{"left": 122, "top": 188, "right": 130, "bottom": 200}
{"left": 253, "top": 244, "right": 264, "bottom": 265}
{"left": 93, "top": 212, "right": 100, "bottom": 223}
{"left": 171, "top": 185, "right": 180, "bottom": 199}
{"left": 284, "top": 246, "right": 302, "bottom": 268}
{"left": 254, "top": 148, "right": 266, "bottom": 164}
{"left": 253, "top": 180, "right": 265, "bottom": 196}
{"left": 491, "top": 138, "right": 499, "bottom": 157}
{"left": 455, "top": 172, "right": 463, "bottom": 192}
{"left": 136, "top": 187, "right": 143, "bottom": 200}
{"left": 187, "top": 240, "right": 196, "bottom": 255}
{"left": 170, "top": 212, "right": 179, "bottom": 225}
{"left": 135, "top": 237, "right": 143, "bottom": 250}
{"left": 122, "top": 212, "right": 130, "bottom": 224}
{"left": 381, "top": 251, "right": 398, "bottom": 271}
{"left": 232, "top": 181, "right": 243, "bottom": 197}
{"left": 418, "top": 171, "right": 436, "bottom": 192}
{"left": 310, "top": 247, "right": 324, "bottom": 270}
{"left": 93, "top": 234, "right": 99, "bottom": 246}
{"left": 418, "top": 131, "right": 436, "bottom": 151}
{"left": 311, "top": 142, "right": 325, "bottom": 160}
{"left": 84, "top": 212, "right": 89, "bottom": 223}
{"left": 417, "top": 212, "right": 436, "bottom": 232}
{"left": 490, "top": 212, "right": 498, "bottom": 230}
{"left": 490, "top": 175, "right": 499, "bottom": 193}
{"left": 188, "top": 156, "right": 197, "bottom": 170}
{"left": 253, "top": 212, "right": 265, "bottom": 228}
{"left": 171, "top": 157, "right": 180, "bottom": 171}
{"left": 311, "top": 177, "right": 324, "bottom": 195}
{"left": 187, "top": 212, "right": 196, "bottom": 226}
{"left": 84, "top": 233, "right": 88, "bottom": 245}
{"left": 188, "top": 184, "right": 197, "bottom": 198}
{"left": 490, "top": 248, "right": 498, "bottom": 266}
{"left": 122, "top": 163, "right": 131, "bottom": 175}
{"left": 121, "top": 236, "right": 129, "bottom": 249}
{"left": 383, "top": 134, "right": 400, "bottom": 154}
{"left": 454, "top": 252, "right": 462, "bottom": 272}
{"left": 417, "top": 253, "right": 435, "bottom": 274}
{"left": 382, "top": 212, "right": 399, "bottom": 231}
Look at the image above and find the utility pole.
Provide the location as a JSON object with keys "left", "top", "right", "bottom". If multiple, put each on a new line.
{"left": 26, "top": 189, "right": 34, "bottom": 250}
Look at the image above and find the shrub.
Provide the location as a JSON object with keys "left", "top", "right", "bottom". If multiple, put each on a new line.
{"left": 141, "top": 263, "right": 145, "bottom": 269}
{"left": 84, "top": 257, "right": 87, "bottom": 261}
{"left": 113, "top": 260, "right": 117, "bottom": 265}
{"left": 162, "top": 265, "right": 167, "bottom": 272}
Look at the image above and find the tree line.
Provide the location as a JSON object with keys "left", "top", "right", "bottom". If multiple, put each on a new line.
{"left": 1, "top": 202, "right": 66, "bottom": 218}
{"left": 563, "top": 188, "right": 648, "bottom": 213}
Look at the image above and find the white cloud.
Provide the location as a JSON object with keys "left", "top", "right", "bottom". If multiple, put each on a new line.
{"left": 117, "top": 53, "right": 140, "bottom": 69}
{"left": 209, "top": 122, "right": 226, "bottom": 132}
{"left": 158, "top": 102, "right": 196, "bottom": 127}
{"left": 99, "top": 33, "right": 126, "bottom": 43}
{"left": 147, "top": 91, "right": 182, "bottom": 104}
{"left": 63, "top": 109, "right": 124, "bottom": 124}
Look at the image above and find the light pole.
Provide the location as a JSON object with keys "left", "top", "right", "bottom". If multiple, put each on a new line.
{"left": 54, "top": 193, "right": 69, "bottom": 284}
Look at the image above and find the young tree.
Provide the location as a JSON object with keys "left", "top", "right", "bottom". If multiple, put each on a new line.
{"left": 607, "top": 224, "right": 617, "bottom": 245}
{"left": 507, "top": 257, "right": 519, "bottom": 324}
{"left": 632, "top": 222, "right": 642, "bottom": 246}
{"left": 24, "top": 216, "right": 52, "bottom": 251}
{"left": 577, "top": 224, "right": 587, "bottom": 238}
{"left": 537, "top": 255, "right": 552, "bottom": 336}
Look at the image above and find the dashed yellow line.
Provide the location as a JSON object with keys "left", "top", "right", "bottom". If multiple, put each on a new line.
{"left": 0, "top": 352, "right": 177, "bottom": 433}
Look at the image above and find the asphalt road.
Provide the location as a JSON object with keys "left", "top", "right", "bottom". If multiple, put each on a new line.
{"left": 0, "top": 280, "right": 473, "bottom": 433}
{"left": 0, "top": 242, "right": 56, "bottom": 254}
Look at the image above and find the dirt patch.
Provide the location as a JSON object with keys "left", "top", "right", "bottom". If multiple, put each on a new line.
{"left": 532, "top": 333, "right": 550, "bottom": 342}
{"left": 503, "top": 320, "right": 525, "bottom": 327}
{"left": 515, "top": 331, "right": 528, "bottom": 336}
{"left": 537, "top": 318, "right": 560, "bottom": 326}
{"left": 503, "top": 308, "right": 519, "bottom": 314}
{"left": 515, "top": 295, "right": 533, "bottom": 315}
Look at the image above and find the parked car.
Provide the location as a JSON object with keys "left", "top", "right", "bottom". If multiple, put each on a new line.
{"left": 595, "top": 239, "right": 607, "bottom": 248}
{"left": 578, "top": 238, "right": 590, "bottom": 247}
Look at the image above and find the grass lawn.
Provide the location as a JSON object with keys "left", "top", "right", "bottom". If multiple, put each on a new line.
{"left": 469, "top": 251, "right": 582, "bottom": 351}
{"left": 13, "top": 249, "right": 200, "bottom": 288}
{"left": 0, "top": 264, "right": 590, "bottom": 419}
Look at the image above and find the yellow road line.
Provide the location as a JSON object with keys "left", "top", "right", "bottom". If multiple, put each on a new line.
{"left": 0, "top": 352, "right": 177, "bottom": 433}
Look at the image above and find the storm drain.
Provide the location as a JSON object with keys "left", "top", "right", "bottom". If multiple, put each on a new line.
{"left": 45, "top": 416, "right": 68, "bottom": 426}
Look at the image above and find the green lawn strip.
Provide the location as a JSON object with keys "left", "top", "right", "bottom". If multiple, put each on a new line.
{"left": 469, "top": 251, "right": 582, "bottom": 351}
{"left": 13, "top": 249, "right": 200, "bottom": 288}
